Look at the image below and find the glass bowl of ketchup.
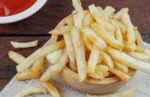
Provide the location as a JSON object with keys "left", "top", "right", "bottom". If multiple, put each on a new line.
{"left": 0, "top": 0, "right": 47, "bottom": 24}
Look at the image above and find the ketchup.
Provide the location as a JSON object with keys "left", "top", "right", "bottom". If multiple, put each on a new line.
{"left": 0, "top": 0, "right": 36, "bottom": 17}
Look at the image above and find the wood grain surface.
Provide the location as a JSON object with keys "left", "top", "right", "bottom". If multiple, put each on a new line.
{"left": 0, "top": 36, "right": 49, "bottom": 78}
{"left": 0, "top": 0, "right": 150, "bottom": 35}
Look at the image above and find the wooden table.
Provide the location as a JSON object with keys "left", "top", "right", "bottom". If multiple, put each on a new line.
{"left": 0, "top": 0, "right": 150, "bottom": 91}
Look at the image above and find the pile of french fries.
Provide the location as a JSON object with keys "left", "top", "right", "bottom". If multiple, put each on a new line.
{"left": 8, "top": 0, "right": 150, "bottom": 97}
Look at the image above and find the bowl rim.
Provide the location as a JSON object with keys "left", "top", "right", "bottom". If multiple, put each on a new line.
{"left": 0, "top": 0, "right": 47, "bottom": 24}
{"left": 60, "top": 67, "right": 136, "bottom": 85}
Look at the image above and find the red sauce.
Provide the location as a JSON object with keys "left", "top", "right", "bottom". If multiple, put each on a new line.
{"left": 0, "top": 0, "right": 36, "bottom": 17}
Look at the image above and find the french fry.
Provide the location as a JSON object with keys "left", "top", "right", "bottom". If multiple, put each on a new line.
{"left": 63, "top": 32, "right": 76, "bottom": 71}
{"left": 87, "top": 45, "right": 100, "bottom": 74}
{"left": 116, "top": 21, "right": 127, "bottom": 35}
{"left": 100, "top": 51, "right": 114, "bottom": 68}
{"left": 71, "top": 27, "right": 87, "bottom": 82}
{"left": 104, "top": 6, "right": 115, "bottom": 17}
{"left": 46, "top": 50, "right": 63, "bottom": 64}
{"left": 14, "top": 87, "right": 47, "bottom": 97}
{"left": 91, "top": 23, "right": 124, "bottom": 50}
{"left": 87, "top": 88, "right": 136, "bottom": 97}
{"left": 121, "top": 12, "right": 136, "bottom": 51}
{"left": 16, "top": 58, "right": 45, "bottom": 80}
{"left": 10, "top": 40, "right": 38, "bottom": 49}
{"left": 107, "top": 47, "right": 150, "bottom": 73}
{"left": 82, "top": 35, "right": 92, "bottom": 50}
{"left": 8, "top": 50, "right": 25, "bottom": 64}
{"left": 73, "top": 0, "right": 84, "bottom": 28}
{"left": 110, "top": 68, "right": 130, "bottom": 82}
{"left": 114, "top": 61, "right": 128, "bottom": 74}
{"left": 41, "top": 80, "right": 61, "bottom": 97}
{"left": 135, "top": 46, "right": 145, "bottom": 53}
{"left": 82, "top": 26, "right": 107, "bottom": 50}
{"left": 72, "top": 0, "right": 83, "bottom": 12}
{"left": 40, "top": 50, "right": 68, "bottom": 81}
{"left": 127, "top": 52, "right": 150, "bottom": 61}
{"left": 17, "top": 40, "right": 65, "bottom": 73}
{"left": 115, "top": 8, "right": 128, "bottom": 19}
{"left": 83, "top": 11, "right": 94, "bottom": 26}
{"left": 134, "top": 27, "right": 143, "bottom": 47}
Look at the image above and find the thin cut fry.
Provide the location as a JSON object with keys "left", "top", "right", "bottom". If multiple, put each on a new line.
{"left": 10, "top": 40, "right": 38, "bottom": 49}
{"left": 115, "top": 8, "right": 128, "bottom": 19}
{"left": 134, "top": 27, "right": 143, "bottom": 47}
{"left": 91, "top": 23, "right": 124, "bottom": 50}
{"left": 83, "top": 11, "right": 94, "bottom": 26}
{"left": 14, "top": 87, "right": 47, "bottom": 97}
{"left": 82, "top": 26, "right": 106, "bottom": 50}
{"left": 114, "top": 61, "right": 128, "bottom": 74}
{"left": 16, "top": 58, "right": 45, "bottom": 80}
{"left": 46, "top": 50, "right": 63, "bottom": 64}
{"left": 71, "top": 27, "right": 87, "bottom": 82}
{"left": 8, "top": 51, "right": 25, "bottom": 64}
{"left": 40, "top": 50, "right": 68, "bottom": 81}
{"left": 73, "top": 0, "right": 84, "bottom": 28}
{"left": 122, "top": 12, "right": 136, "bottom": 51}
{"left": 127, "top": 52, "right": 150, "bottom": 61}
{"left": 63, "top": 32, "right": 76, "bottom": 71}
{"left": 82, "top": 35, "right": 92, "bottom": 50}
{"left": 100, "top": 51, "right": 114, "bottom": 68}
{"left": 107, "top": 47, "right": 150, "bottom": 73}
{"left": 110, "top": 68, "right": 130, "bottom": 82}
{"left": 104, "top": 6, "right": 115, "bottom": 17}
{"left": 41, "top": 80, "right": 61, "bottom": 97}
{"left": 72, "top": 0, "right": 83, "bottom": 12}
{"left": 87, "top": 45, "right": 100, "bottom": 74}
{"left": 17, "top": 40, "right": 65, "bottom": 73}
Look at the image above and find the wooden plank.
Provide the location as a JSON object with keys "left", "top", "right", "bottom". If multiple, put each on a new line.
{"left": 0, "top": 79, "right": 10, "bottom": 91}
{"left": 0, "top": 36, "right": 49, "bottom": 79}
{"left": 0, "top": 0, "right": 150, "bottom": 35}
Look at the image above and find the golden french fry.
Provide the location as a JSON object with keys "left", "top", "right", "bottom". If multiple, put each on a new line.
{"left": 116, "top": 21, "right": 127, "bottom": 35}
{"left": 71, "top": 27, "right": 87, "bottom": 82}
{"left": 122, "top": 12, "right": 136, "bottom": 51}
{"left": 91, "top": 23, "right": 124, "bottom": 50}
{"left": 63, "top": 32, "right": 76, "bottom": 71}
{"left": 110, "top": 68, "right": 130, "bottom": 82}
{"left": 83, "top": 11, "right": 94, "bottom": 26}
{"left": 49, "top": 16, "right": 73, "bottom": 35}
{"left": 40, "top": 50, "right": 68, "bottom": 81}
{"left": 41, "top": 80, "right": 61, "bottom": 97}
{"left": 127, "top": 52, "right": 150, "bottom": 61}
{"left": 87, "top": 88, "right": 136, "bottom": 97}
{"left": 104, "top": 6, "right": 115, "bottom": 17}
{"left": 8, "top": 50, "right": 25, "bottom": 64}
{"left": 100, "top": 51, "right": 114, "bottom": 68}
{"left": 88, "top": 65, "right": 109, "bottom": 80}
{"left": 114, "top": 61, "right": 128, "bottom": 74}
{"left": 72, "top": 0, "right": 83, "bottom": 12}
{"left": 107, "top": 47, "right": 150, "bottom": 73}
{"left": 114, "top": 21, "right": 123, "bottom": 43}
{"left": 46, "top": 50, "right": 63, "bottom": 64}
{"left": 135, "top": 46, "right": 145, "bottom": 53}
{"left": 82, "top": 26, "right": 107, "bottom": 50}
{"left": 82, "top": 35, "right": 92, "bottom": 50}
{"left": 72, "top": 0, "right": 84, "bottom": 28}
{"left": 14, "top": 87, "right": 47, "bottom": 97}
{"left": 16, "top": 58, "right": 45, "bottom": 80}
{"left": 114, "top": 8, "right": 128, "bottom": 19}
{"left": 17, "top": 40, "right": 65, "bottom": 73}
{"left": 10, "top": 40, "right": 38, "bottom": 49}
{"left": 134, "top": 27, "right": 143, "bottom": 47}
{"left": 87, "top": 45, "right": 100, "bottom": 74}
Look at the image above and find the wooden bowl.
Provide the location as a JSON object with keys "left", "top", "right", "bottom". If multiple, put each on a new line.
{"left": 53, "top": 13, "right": 142, "bottom": 95}
{"left": 60, "top": 67, "right": 136, "bottom": 94}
